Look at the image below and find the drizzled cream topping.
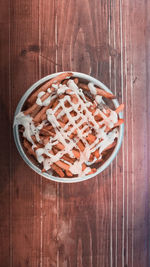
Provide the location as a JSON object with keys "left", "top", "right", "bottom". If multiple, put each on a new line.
{"left": 88, "top": 82, "right": 97, "bottom": 95}
{"left": 14, "top": 79, "right": 119, "bottom": 177}
{"left": 14, "top": 112, "right": 46, "bottom": 146}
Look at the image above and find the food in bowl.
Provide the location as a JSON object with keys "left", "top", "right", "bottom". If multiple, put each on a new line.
{"left": 14, "top": 72, "right": 124, "bottom": 178}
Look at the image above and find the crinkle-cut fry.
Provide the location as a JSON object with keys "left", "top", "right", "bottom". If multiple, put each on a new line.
{"left": 31, "top": 106, "right": 41, "bottom": 117}
{"left": 95, "top": 158, "right": 103, "bottom": 164}
{"left": 58, "top": 121, "right": 77, "bottom": 135}
{"left": 78, "top": 83, "right": 89, "bottom": 91}
{"left": 89, "top": 121, "right": 94, "bottom": 127}
{"left": 70, "top": 110, "right": 77, "bottom": 117}
{"left": 57, "top": 120, "right": 77, "bottom": 135}
{"left": 34, "top": 97, "right": 56, "bottom": 122}
{"left": 75, "top": 117, "right": 82, "bottom": 124}
{"left": 71, "top": 94, "right": 78, "bottom": 104}
{"left": 24, "top": 103, "right": 39, "bottom": 115}
{"left": 102, "top": 140, "right": 117, "bottom": 153}
{"left": 54, "top": 107, "right": 62, "bottom": 117}
{"left": 94, "top": 114, "right": 103, "bottom": 121}
{"left": 34, "top": 143, "right": 44, "bottom": 149}
{"left": 24, "top": 91, "right": 51, "bottom": 115}
{"left": 68, "top": 127, "right": 77, "bottom": 135}
{"left": 40, "top": 99, "right": 59, "bottom": 121}
{"left": 40, "top": 128, "right": 55, "bottom": 137}
{"left": 115, "top": 103, "right": 124, "bottom": 114}
{"left": 53, "top": 147, "right": 75, "bottom": 164}
{"left": 64, "top": 100, "right": 71, "bottom": 108}
{"left": 40, "top": 136, "right": 49, "bottom": 145}
{"left": 42, "top": 168, "right": 46, "bottom": 172}
{"left": 85, "top": 95, "right": 92, "bottom": 102}
{"left": 78, "top": 82, "right": 116, "bottom": 99}
{"left": 54, "top": 143, "right": 79, "bottom": 160}
{"left": 65, "top": 170, "right": 73, "bottom": 177}
{"left": 82, "top": 163, "right": 86, "bottom": 171}
{"left": 89, "top": 102, "right": 97, "bottom": 110}
{"left": 59, "top": 94, "right": 65, "bottom": 99}
{"left": 52, "top": 147, "right": 59, "bottom": 154}
{"left": 31, "top": 135, "right": 37, "bottom": 143}
{"left": 89, "top": 153, "right": 94, "bottom": 162}
{"left": 52, "top": 99, "right": 59, "bottom": 109}
{"left": 55, "top": 142, "right": 65, "bottom": 150}
{"left": 86, "top": 134, "right": 96, "bottom": 144}
{"left": 62, "top": 79, "right": 68, "bottom": 85}
{"left": 24, "top": 135, "right": 43, "bottom": 151}
{"left": 40, "top": 113, "right": 47, "bottom": 121}
{"left": 55, "top": 160, "right": 70, "bottom": 171}
{"left": 27, "top": 85, "right": 53, "bottom": 107}
{"left": 94, "top": 149, "right": 100, "bottom": 159}
{"left": 101, "top": 150, "right": 108, "bottom": 157}
{"left": 23, "top": 139, "right": 36, "bottom": 157}
{"left": 62, "top": 154, "right": 75, "bottom": 164}
{"left": 77, "top": 140, "right": 85, "bottom": 152}
{"left": 79, "top": 122, "right": 86, "bottom": 129}
{"left": 51, "top": 163, "right": 65, "bottom": 178}
{"left": 34, "top": 103, "right": 52, "bottom": 123}
{"left": 87, "top": 168, "right": 97, "bottom": 175}
{"left": 61, "top": 114, "right": 68, "bottom": 123}
{"left": 33, "top": 122, "right": 40, "bottom": 127}
{"left": 42, "top": 125, "right": 53, "bottom": 131}
{"left": 96, "top": 88, "right": 116, "bottom": 99}
{"left": 57, "top": 120, "right": 65, "bottom": 127}
{"left": 27, "top": 72, "right": 73, "bottom": 105}
{"left": 31, "top": 136, "right": 44, "bottom": 148}
{"left": 69, "top": 133, "right": 76, "bottom": 139}
{"left": 93, "top": 101, "right": 98, "bottom": 108}
{"left": 51, "top": 72, "right": 73, "bottom": 84}
{"left": 113, "top": 119, "right": 124, "bottom": 128}
{"left": 88, "top": 106, "right": 96, "bottom": 115}
{"left": 72, "top": 149, "right": 80, "bottom": 159}
{"left": 73, "top": 78, "right": 79, "bottom": 85}
{"left": 68, "top": 130, "right": 78, "bottom": 139}
{"left": 83, "top": 127, "right": 91, "bottom": 134}
{"left": 88, "top": 105, "right": 95, "bottom": 114}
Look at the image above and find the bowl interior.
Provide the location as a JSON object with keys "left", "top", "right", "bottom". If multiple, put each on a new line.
{"left": 13, "top": 71, "right": 124, "bottom": 183}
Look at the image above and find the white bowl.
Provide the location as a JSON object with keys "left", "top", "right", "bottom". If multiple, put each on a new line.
{"left": 13, "top": 71, "right": 124, "bottom": 183}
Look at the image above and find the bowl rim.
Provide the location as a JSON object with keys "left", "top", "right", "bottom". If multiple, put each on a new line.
{"left": 13, "top": 71, "right": 124, "bottom": 183}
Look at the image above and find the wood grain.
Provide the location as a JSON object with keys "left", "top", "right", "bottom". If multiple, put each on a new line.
{"left": 0, "top": 0, "right": 150, "bottom": 266}
{"left": 0, "top": 1, "right": 10, "bottom": 266}
{"left": 9, "top": 0, "right": 42, "bottom": 266}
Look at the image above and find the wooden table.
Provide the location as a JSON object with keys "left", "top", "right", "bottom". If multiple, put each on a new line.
{"left": 0, "top": 0, "right": 150, "bottom": 266}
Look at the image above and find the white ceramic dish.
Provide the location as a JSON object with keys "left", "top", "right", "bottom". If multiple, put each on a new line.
{"left": 13, "top": 71, "right": 124, "bottom": 183}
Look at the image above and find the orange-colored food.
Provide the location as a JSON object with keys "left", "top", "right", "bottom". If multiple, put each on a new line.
{"left": 17, "top": 73, "right": 124, "bottom": 178}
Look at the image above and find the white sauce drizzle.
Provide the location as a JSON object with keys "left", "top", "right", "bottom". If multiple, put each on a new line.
{"left": 95, "top": 95, "right": 102, "bottom": 104}
{"left": 52, "top": 83, "right": 58, "bottom": 89}
{"left": 15, "top": 80, "right": 119, "bottom": 176}
{"left": 42, "top": 96, "right": 51, "bottom": 106}
{"left": 88, "top": 82, "right": 97, "bottom": 95}
{"left": 14, "top": 112, "right": 46, "bottom": 145}
{"left": 36, "top": 91, "right": 45, "bottom": 106}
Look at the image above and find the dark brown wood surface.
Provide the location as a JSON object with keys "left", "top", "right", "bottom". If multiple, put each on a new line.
{"left": 0, "top": 0, "right": 150, "bottom": 266}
